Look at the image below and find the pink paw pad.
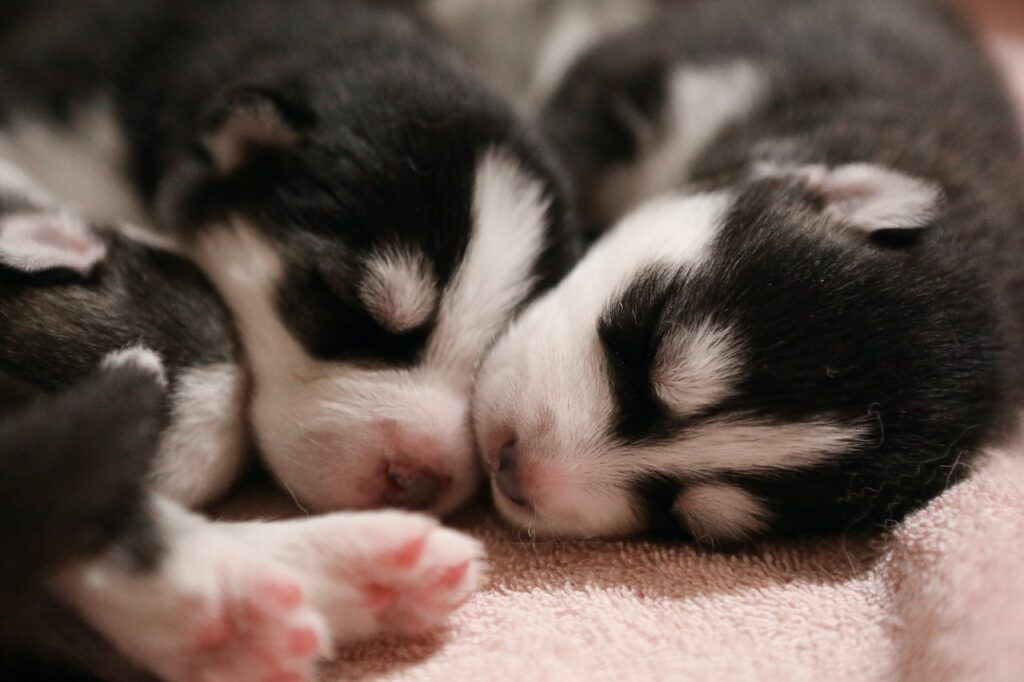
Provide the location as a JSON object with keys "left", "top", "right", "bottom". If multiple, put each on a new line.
{"left": 192, "top": 615, "right": 233, "bottom": 650}
{"left": 391, "top": 535, "right": 427, "bottom": 568}
{"left": 286, "top": 626, "right": 321, "bottom": 657}
{"left": 263, "top": 671, "right": 306, "bottom": 682}
{"left": 435, "top": 561, "right": 470, "bottom": 590}
{"left": 263, "top": 580, "right": 305, "bottom": 609}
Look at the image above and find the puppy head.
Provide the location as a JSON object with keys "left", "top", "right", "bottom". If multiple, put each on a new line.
{"left": 475, "top": 164, "right": 998, "bottom": 543}
{"left": 164, "top": 83, "right": 575, "bottom": 515}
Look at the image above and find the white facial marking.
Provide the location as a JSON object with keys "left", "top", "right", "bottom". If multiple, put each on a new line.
{"left": 474, "top": 193, "right": 734, "bottom": 536}
{"left": 598, "top": 61, "right": 768, "bottom": 223}
{"left": 0, "top": 101, "right": 147, "bottom": 225}
{"left": 359, "top": 248, "right": 437, "bottom": 333}
{"left": 0, "top": 212, "right": 107, "bottom": 275}
{"left": 476, "top": 191, "right": 869, "bottom": 538}
{"left": 652, "top": 322, "right": 744, "bottom": 416}
{"left": 754, "top": 162, "right": 944, "bottom": 232}
{"left": 526, "top": 193, "right": 730, "bottom": 329}
{"left": 426, "top": 148, "right": 551, "bottom": 379}
{"left": 150, "top": 363, "right": 249, "bottom": 508}
{"left": 202, "top": 99, "right": 299, "bottom": 173}
{"left": 186, "top": 149, "right": 551, "bottom": 514}
{"left": 673, "top": 482, "right": 769, "bottom": 543}
{"left": 637, "top": 418, "right": 865, "bottom": 477}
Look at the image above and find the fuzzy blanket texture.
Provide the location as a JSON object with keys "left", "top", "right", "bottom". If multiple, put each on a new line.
{"left": 226, "top": 4, "right": 1024, "bottom": 680}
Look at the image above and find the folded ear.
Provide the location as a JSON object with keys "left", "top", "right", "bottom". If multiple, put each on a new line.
{"left": 199, "top": 86, "right": 316, "bottom": 173}
{"left": 755, "top": 162, "right": 943, "bottom": 236}
{"left": 0, "top": 212, "right": 107, "bottom": 275}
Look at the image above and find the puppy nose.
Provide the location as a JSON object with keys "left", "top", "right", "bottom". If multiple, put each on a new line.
{"left": 382, "top": 462, "right": 449, "bottom": 510}
{"left": 495, "top": 441, "right": 530, "bottom": 508}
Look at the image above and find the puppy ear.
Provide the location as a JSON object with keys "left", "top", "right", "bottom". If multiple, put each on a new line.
{"left": 0, "top": 212, "right": 107, "bottom": 275}
{"left": 755, "top": 162, "right": 943, "bottom": 237}
{"left": 199, "top": 85, "right": 316, "bottom": 173}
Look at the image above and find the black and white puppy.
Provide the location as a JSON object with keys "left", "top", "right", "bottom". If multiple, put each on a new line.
{"left": 0, "top": 160, "right": 482, "bottom": 681}
{"left": 474, "top": 0, "right": 1024, "bottom": 544}
{"left": 0, "top": 0, "right": 575, "bottom": 515}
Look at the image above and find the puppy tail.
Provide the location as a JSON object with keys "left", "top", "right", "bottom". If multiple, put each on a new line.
{"left": 0, "top": 362, "right": 168, "bottom": 591}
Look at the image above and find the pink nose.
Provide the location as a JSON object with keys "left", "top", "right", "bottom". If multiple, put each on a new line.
{"left": 381, "top": 462, "right": 450, "bottom": 510}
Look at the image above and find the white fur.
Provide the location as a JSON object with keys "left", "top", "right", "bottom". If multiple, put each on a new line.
{"left": 474, "top": 192, "right": 866, "bottom": 539}
{"left": 0, "top": 156, "right": 55, "bottom": 207}
{"left": 637, "top": 418, "right": 865, "bottom": 476}
{"left": 425, "top": 0, "right": 657, "bottom": 116}
{"left": 150, "top": 363, "right": 249, "bottom": 508}
{"left": 188, "top": 149, "right": 550, "bottom": 514}
{"left": 0, "top": 211, "right": 107, "bottom": 275}
{"left": 101, "top": 346, "right": 168, "bottom": 386}
{"left": 473, "top": 193, "right": 732, "bottom": 537}
{"left": 231, "top": 510, "right": 485, "bottom": 641}
{"left": 597, "top": 62, "right": 768, "bottom": 223}
{"left": 652, "top": 322, "right": 743, "bottom": 416}
{"left": 192, "top": 223, "right": 479, "bottom": 513}
{"left": 754, "top": 162, "right": 944, "bottom": 232}
{"left": 0, "top": 101, "right": 147, "bottom": 225}
{"left": 673, "top": 482, "right": 769, "bottom": 543}
{"left": 427, "top": 148, "right": 551, "bottom": 379}
{"left": 50, "top": 496, "right": 329, "bottom": 682}
{"left": 52, "top": 499, "right": 483, "bottom": 681}
{"left": 359, "top": 247, "right": 437, "bottom": 333}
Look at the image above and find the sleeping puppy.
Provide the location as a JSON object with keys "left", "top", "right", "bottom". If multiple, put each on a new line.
{"left": 0, "top": 0, "right": 575, "bottom": 515}
{"left": 473, "top": 0, "right": 1024, "bottom": 544}
{"left": 0, "top": 160, "right": 482, "bottom": 681}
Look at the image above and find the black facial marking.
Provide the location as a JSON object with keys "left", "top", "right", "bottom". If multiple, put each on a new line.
{"left": 278, "top": 263, "right": 434, "bottom": 365}
{"left": 602, "top": 178, "right": 1003, "bottom": 536}
{"left": 629, "top": 473, "right": 690, "bottom": 541}
{"left": 597, "top": 265, "right": 679, "bottom": 444}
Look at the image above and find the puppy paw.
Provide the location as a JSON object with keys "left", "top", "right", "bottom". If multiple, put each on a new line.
{"left": 57, "top": 526, "right": 328, "bottom": 682}
{"left": 237, "top": 511, "right": 485, "bottom": 643}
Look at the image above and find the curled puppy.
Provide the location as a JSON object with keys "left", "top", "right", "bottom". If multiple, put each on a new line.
{"left": 0, "top": 163, "right": 483, "bottom": 681}
{"left": 473, "top": 0, "right": 1024, "bottom": 544}
{"left": 0, "top": 0, "right": 577, "bottom": 515}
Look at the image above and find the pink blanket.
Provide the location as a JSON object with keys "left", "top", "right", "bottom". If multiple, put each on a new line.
{"left": 318, "top": 431, "right": 1023, "bottom": 681}
{"left": 242, "top": 5, "right": 1024, "bottom": 679}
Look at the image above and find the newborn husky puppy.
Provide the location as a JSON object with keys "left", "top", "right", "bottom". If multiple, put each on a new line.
{"left": 0, "top": 161, "right": 482, "bottom": 681}
{"left": 0, "top": 0, "right": 574, "bottom": 514}
{"left": 475, "top": 0, "right": 1024, "bottom": 543}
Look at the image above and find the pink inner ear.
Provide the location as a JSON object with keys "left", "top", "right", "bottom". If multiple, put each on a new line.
{"left": 30, "top": 220, "right": 98, "bottom": 255}
{"left": 0, "top": 212, "right": 107, "bottom": 274}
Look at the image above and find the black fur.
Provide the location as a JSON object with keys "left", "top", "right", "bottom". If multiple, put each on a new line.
{"left": 0, "top": 187, "right": 238, "bottom": 675}
{"left": 0, "top": 364, "right": 166, "bottom": 682}
{"left": 0, "top": 0, "right": 578, "bottom": 365}
{"left": 548, "top": 0, "right": 1024, "bottom": 537}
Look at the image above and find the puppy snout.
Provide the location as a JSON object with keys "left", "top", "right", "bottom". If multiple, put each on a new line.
{"left": 494, "top": 440, "right": 530, "bottom": 508}
{"left": 382, "top": 461, "right": 450, "bottom": 510}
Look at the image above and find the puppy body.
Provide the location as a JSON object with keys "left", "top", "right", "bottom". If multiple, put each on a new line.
{"left": 0, "top": 0, "right": 577, "bottom": 515}
{"left": 0, "top": 163, "right": 485, "bottom": 680}
{"left": 475, "top": 0, "right": 1024, "bottom": 542}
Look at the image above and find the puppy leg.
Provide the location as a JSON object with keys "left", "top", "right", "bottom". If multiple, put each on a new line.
{"left": 51, "top": 496, "right": 329, "bottom": 682}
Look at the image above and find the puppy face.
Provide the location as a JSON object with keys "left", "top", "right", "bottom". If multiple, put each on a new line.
{"left": 167, "top": 88, "right": 573, "bottom": 514}
{"left": 475, "top": 165, "right": 999, "bottom": 543}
